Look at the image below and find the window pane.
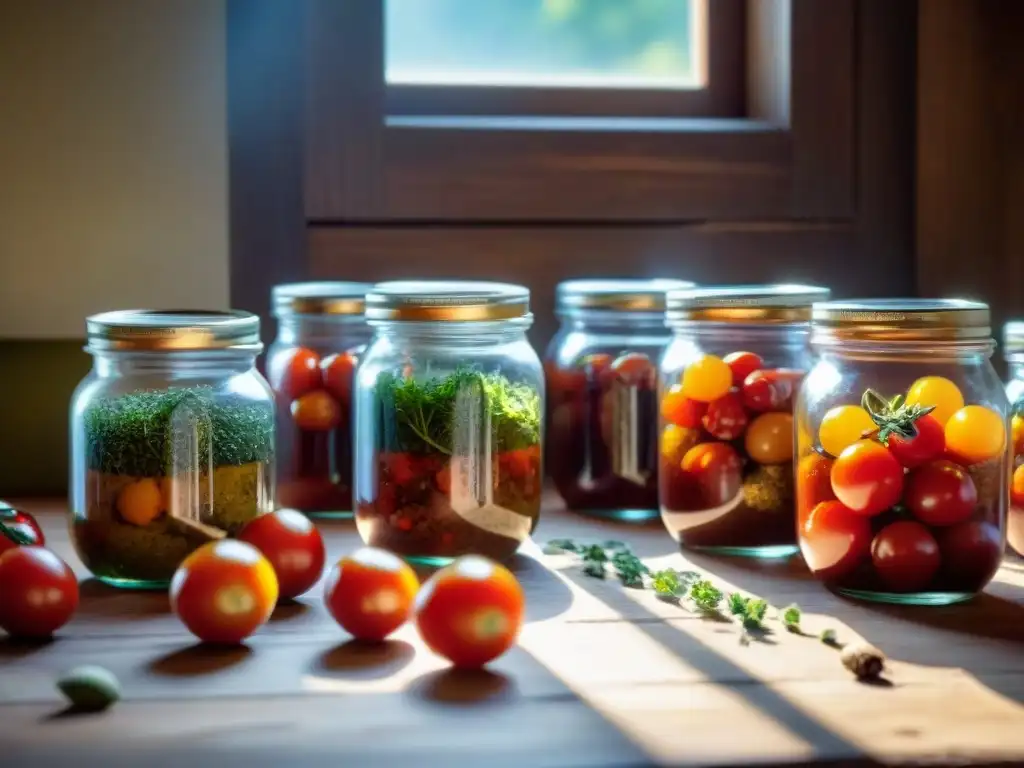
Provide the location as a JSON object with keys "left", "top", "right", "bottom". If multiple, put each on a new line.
{"left": 385, "top": 0, "right": 702, "bottom": 88}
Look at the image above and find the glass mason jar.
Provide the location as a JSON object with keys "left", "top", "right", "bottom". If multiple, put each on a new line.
{"left": 70, "top": 310, "right": 275, "bottom": 589}
{"left": 1002, "top": 321, "right": 1024, "bottom": 557}
{"left": 659, "top": 285, "right": 829, "bottom": 557}
{"left": 266, "top": 282, "right": 373, "bottom": 518}
{"left": 354, "top": 281, "right": 544, "bottom": 565}
{"left": 545, "top": 278, "right": 693, "bottom": 522}
{"left": 797, "top": 300, "right": 1008, "bottom": 604}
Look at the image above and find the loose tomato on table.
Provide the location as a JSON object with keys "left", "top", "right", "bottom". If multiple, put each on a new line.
{"left": 800, "top": 500, "right": 872, "bottom": 580}
{"left": 170, "top": 540, "right": 278, "bottom": 645}
{"left": 268, "top": 347, "right": 322, "bottom": 400}
{"left": 830, "top": 440, "right": 904, "bottom": 517}
{"left": 291, "top": 390, "right": 343, "bottom": 432}
{"left": 886, "top": 414, "right": 945, "bottom": 469}
{"left": 414, "top": 555, "right": 524, "bottom": 669}
{"left": 238, "top": 510, "right": 326, "bottom": 600}
{"left": 679, "top": 442, "right": 743, "bottom": 508}
{"left": 817, "top": 405, "right": 875, "bottom": 458}
{"left": 741, "top": 369, "right": 803, "bottom": 413}
{"left": 870, "top": 521, "right": 941, "bottom": 593}
{"left": 702, "top": 392, "right": 748, "bottom": 441}
{"left": 324, "top": 547, "right": 420, "bottom": 641}
{"left": 943, "top": 405, "right": 1007, "bottom": 466}
{"left": 660, "top": 384, "right": 706, "bottom": 429}
{"left": 0, "top": 547, "right": 79, "bottom": 638}
{"left": 905, "top": 376, "right": 964, "bottom": 427}
{"left": 744, "top": 412, "right": 794, "bottom": 465}
{"left": 0, "top": 504, "right": 45, "bottom": 555}
{"left": 680, "top": 354, "right": 733, "bottom": 403}
{"left": 904, "top": 460, "right": 977, "bottom": 527}
{"left": 321, "top": 351, "right": 357, "bottom": 404}
{"left": 722, "top": 351, "right": 764, "bottom": 387}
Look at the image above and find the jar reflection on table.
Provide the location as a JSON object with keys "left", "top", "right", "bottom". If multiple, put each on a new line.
{"left": 69, "top": 310, "right": 275, "bottom": 589}
{"left": 353, "top": 281, "right": 544, "bottom": 565}
{"left": 658, "top": 285, "right": 828, "bottom": 557}
{"left": 797, "top": 300, "right": 1008, "bottom": 604}
{"left": 266, "top": 282, "right": 373, "bottom": 518}
{"left": 545, "top": 278, "right": 693, "bottom": 522}
{"left": 1003, "top": 321, "right": 1024, "bottom": 557}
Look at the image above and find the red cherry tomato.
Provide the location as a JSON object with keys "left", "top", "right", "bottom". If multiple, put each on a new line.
{"left": 415, "top": 555, "right": 524, "bottom": 669}
{"left": 291, "top": 390, "right": 342, "bottom": 432}
{"left": 660, "top": 385, "right": 707, "bottom": 429}
{"left": 268, "top": 347, "right": 322, "bottom": 400}
{"left": 324, "top": 547, "right": 420, "bottom": 641}
{"left": 887, "top": 414, "right": 945, "bottom": 469}
{"left": 321, "top": 351, "right": 357, "bottom": 405}
{"left": 797, "top": 453, "right": 836, "bottom": 521}
{"left": 580, "top": 353, "right": 614, "bottom": 389}
{"left": 723, "top": 351, "right": 764, "bottom": 388}
{"left": 680, "top": 442, "right": 743, "bottom": 508}
{"left": 870, "top": 521, "right": 941, "bottom": 592}
{"left": 0, "top": 547, "right": 79, "bottom": 638}
{"left": 937, "top": 520, "right": 1003, "bottom": 591}
{"left": 702, "top": 392, "right": 748, "bottom": 440}
{"left": 800, "top": 500, "right": 872, "bottom": 580}
{"left": 904, "top": 460, "right": 977, "bottom": 527}
{"left": 741, "top": 369, "right": 804, "bottom": 412}
{"left": 0, "top": 504, "right": 45, "bottom": 556}
{"left": 170, "top": 540, "right": 279, "bottom": 645}
{"left": 609, "top": 352, "right": 655, "bottom": 388}
{"left": 238, "top": 510, "right": 326, "bottom": 600}
{"left": 830, "top": 440, "right": 904, "bottom": 517}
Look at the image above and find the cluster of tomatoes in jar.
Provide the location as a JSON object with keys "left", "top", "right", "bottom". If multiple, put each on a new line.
{"left": 659, "top": 351, "right": 805, "bottom": 550}
{"left": 267, "top": 346, "right": 360, "bottom": 514}
{"left": 546, "top": 351, "right": 660, "bottom": 513}
{"left": 799, "top": 376, "right": 1007, "bottom": 597}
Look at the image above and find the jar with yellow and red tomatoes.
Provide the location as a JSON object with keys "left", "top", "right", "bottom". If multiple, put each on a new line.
{"left": 267, "top": 282, "right": 373, "bottom": 518}
{"left": 658, "top": 285, "right": 829, "bottom": 557}
{"left": 797, "top": 300, "right": 1008, "bottom": 604}
{"left": 1002, "top": 321, "right": 1024, "bottom": 558}
{"left": 545, "top": 278, "right": 694, "bottom": 522}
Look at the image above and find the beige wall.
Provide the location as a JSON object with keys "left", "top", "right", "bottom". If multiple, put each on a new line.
{"left": 0, "top": 0, "right": 229, "bottom": 339}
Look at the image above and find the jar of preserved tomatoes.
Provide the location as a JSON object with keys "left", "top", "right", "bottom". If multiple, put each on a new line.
{"left": 797, "top": 300, "right": 1008, "bottom": 604}
{"left": 545, "top": 278, "right": 694, "bottom": 522}
{"left": 266, "top": 282, "right": 373, "bottom": 518}
{"left": 659, "top": 285, "right": 829, "bottom": 557}
{"left": 1003, "top": 321, "right": 1024, "bottom": 557}
{"left": 354, "top": 281, "right": 544, "bottom": 564}
{"left": 70, "top": 310, "right": 275, "bottom": 589}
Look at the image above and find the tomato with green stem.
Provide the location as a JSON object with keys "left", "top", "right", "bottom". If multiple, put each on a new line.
{"left": 238, "top": 510, "right": 326, "bottom": 600}
{"left": 722, "top": 351, "right": 763, "bottom": 387}
{"left": 944, "top": 405, "right": 1007, "bottom": 465}
{"left": 904, "top": 460, "right": 977, "bottom": 527}
{"left": 830, "top": 440, "right": 904, "bottom": 516}
{"left": 886, "top": 413, "right": 945, "bottom": 468}
{"left": 800, "top": 500, "right": 872, "bottom": 580}
{"left": 870, "top": 521, "right": 941, "bottom": 592}
{"left": 661, "top": 385, "right": 706, "bottom": 429}
{"left": 702, "top": 392, "right": 748, "bottom": 441}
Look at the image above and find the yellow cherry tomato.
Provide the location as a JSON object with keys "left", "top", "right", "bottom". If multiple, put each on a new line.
{"left": 906, "top": 376, "right": 964, "bottom": 426}
{"left": 117, "top": 478, "right": 164, "bottom": 526}
{"left": 745, "top": 412, "right": 794, "bottom": 464}
{"left": 817, "top": 405, "right": 875, "bottom": 457}
{"left": 944, "top": 405, "right": 1006, "bottom": 465}
{"left": 1012, "top": 413, "right": 1024, "bottom": 455}
{"left": 680, "top": 354, "right": 732, "bottom": 403}
{"left": 660, "top": 424, "right": 700, "bottom": 466}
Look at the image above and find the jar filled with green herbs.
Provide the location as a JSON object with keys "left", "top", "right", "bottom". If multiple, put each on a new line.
{"left": 354, "top": 282, "right": 544, "bottom": 564}
{"left": 70, "top": 310, "right": 275, "bottom": 589}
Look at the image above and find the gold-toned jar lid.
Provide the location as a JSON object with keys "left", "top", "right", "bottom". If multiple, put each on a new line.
{"left": 272, "top": 282, "right": 371, "bottom": 317}
{"left": 86, "top": 310, "right": 262, "bottom": 352}
{"left": 812, "top": 299, "right": 991, "bottom": 343}
{"left": 556, "top": 278, "right": 694, "bottom": 312}
{"left": 365, "top": 281, "right": 530, "bottom": 322}
{"left": 1004, "top": 321, "right": 1024, "bottom": 354}
{"left": 666, "top": 284, "right": 830, "bottom": 324}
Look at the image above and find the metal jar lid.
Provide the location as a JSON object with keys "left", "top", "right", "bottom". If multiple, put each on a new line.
{"left": 811, "top": 299, "right": 991, "bottom": 343}
{"left": 1003, "top": 321, "right": 1024, "bottom": 355}
{"left": 555, "top": 278, "right": 694, "bottom": 313}
{"left": 86, "top": 310, "right": 262, "bottom": 352}
{"left": 365, "top": 281, "right": 531, "bottom": 322}
{"left": 272, "top": 282, "right": 372, "bottom": 317}
{"left": 666, "top": 284, "right": 831, "bottom": 324}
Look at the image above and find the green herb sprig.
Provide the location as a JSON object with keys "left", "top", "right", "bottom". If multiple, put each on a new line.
{"left": 861, "top": 389, "right": 935, "bottom": 445}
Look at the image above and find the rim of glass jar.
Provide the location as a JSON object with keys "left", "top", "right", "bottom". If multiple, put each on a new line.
{"left": 366, "top": 280, "right": 530, "bottom": 322}
{"left": 86, "top": 310, "right": 263, "bottom": 353}
{"left": 666, "top": 319, "right": 813, "bottom": 342}
{"left": 272, "top": 281, "right": 371, "bottom": 317}
{"left": 555, "top": 278, "right": 694, "bottom": 315}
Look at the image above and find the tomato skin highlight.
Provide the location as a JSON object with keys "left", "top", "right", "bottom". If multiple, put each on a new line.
{"left": 0, "top": 547, "right": 79, "bottom": 638}
{"left": 269, "top": 347, "right": 322, "bottom": 400}
{"left": 904, "top": 460, "right": 977, "bottom": 527}
{"left": 238, "top": 510, "right": 326, "bottom": 600}
{"left": 887, "top": 414, "right": 945, "bottom": 469}
{"left": 414, "top": 556, "right": 524, "bottom": 669}
{"left": 722, "top": 351, "right": 764, "bottom": 387}
{"left": 702, "top": 392, "right": 748, "bottom": 441}
{"left": 944, "top": 405, "right": 1007, "bottom": 466}
{"left": 870, "top": 521, "right": 941, "bottom": 593}
{"left": 741, "top": 369, "right": 803, "bottom": 413}
{"left": 324, "top": 547, "right": 419, "bottom": 642}
{"left": 660, "top": 385, "right": 707, "bottom": 429}
{"left": 744, "top": 412, "right": 794, "bottom": 464}
{"left": 170, "top": 540, "right": 279, "bottom": 645}
{"left": 800, "top": 500, "right": 873, "bottom": 580}
{"left": 321, "top": 351, "right": 357, "bottom": 405}
{"left": 830, "top": 440, "right": 904, "bottom": 517}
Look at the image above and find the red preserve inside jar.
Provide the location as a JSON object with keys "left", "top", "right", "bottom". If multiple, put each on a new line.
{"left": 267, "top": 282, "right": 372, "bottom": 518}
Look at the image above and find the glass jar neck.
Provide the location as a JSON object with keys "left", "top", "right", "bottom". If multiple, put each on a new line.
{"left": 371, "top": 318, "right": 532, "bottom": 346}
{"left": 669, "top": 320, "right": 811, "bottom": 347}
{"left": 276, "top": 313, "right": 369, "bottom": 346}
{"left": 1007, "top": 354, "right": 1024, "bottom": 378}
{"left": 813, "top": 337, "right": 995, "bottom": 364}
{"left": 558, "top": 309, "right": 669, "bottom": 333}
{"left": 90, "top": 349, "right": 259, "bottom": 378}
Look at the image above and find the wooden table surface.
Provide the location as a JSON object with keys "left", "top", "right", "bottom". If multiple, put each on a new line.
{"left": 2, "top": 499, "right": 1024, "bottom": 768}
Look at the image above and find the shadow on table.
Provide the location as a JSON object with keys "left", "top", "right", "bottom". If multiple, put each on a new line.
{"left": 0, "top": 636, "right": 55, "bottom": 659}
{"left": 407, "top": 667, "right": 517, "bottom": 707}
{"left": 148, "top": 643, "right": 253, "bottom": 676}
{"left": 73, "top": 578, "right": 171, "bottom": 619}
{"left": 268, "top": 599, "right": 313, "bottom": 624}
{"left": 314, "top": 639, "right": 414, "bottom": 680}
